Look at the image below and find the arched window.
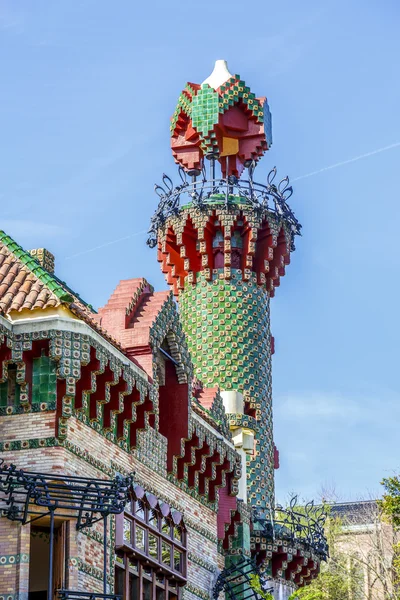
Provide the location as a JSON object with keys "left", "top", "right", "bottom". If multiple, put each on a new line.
{"left": 231, "top": 230, "right": 243, "bottom": 269}
{"left": 212, "top": 230, "right": 224, "bottom": 269}
{"left": 115, "top": 488, "right": 187, "bottom": 600}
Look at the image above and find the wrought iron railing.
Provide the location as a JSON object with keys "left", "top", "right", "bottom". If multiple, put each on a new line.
{"left": 0, "top": 461, "right": 133, "bottom": 597}
{"left": 0, "top": 460, "right": 133, "bottom": 528}
{"left": 254, "top": 496, "right": 329, "bottom": 561}
{"left": 148, "top": 159, "right": 301, "bottom": 251}
{"left": 213, "top": 555, "right": 273, "bottom": 600}
{"left": 58, "top": 592, "right": 121, "bottom": 600}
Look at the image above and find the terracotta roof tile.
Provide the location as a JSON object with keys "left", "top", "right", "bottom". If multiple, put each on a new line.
{"left": 0, "top": 230, "right": 92, "bottom": 315}
{"left": 0, "top": 231, "right": 149, "bottom": 371}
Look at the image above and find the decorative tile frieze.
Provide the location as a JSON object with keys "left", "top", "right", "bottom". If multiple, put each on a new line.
{"left": 0, "top": 402, "right": 56, "bottom": 416}
{"left": 0, "top": 437, "right": 58, "bottom": 452}
{"left": 0, "top": 554, "right": 29, "bottom": 566}
{"left": 69, "top": 557, "right": 112, "bottom": 584}
{"left": 188, "top": 551, "right": 215, "bottom": 573}
{"left": 184, "top": 583, "right": 211, "bottom": 600}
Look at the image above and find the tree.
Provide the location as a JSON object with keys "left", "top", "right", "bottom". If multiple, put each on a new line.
{"left": 380, "top": 475, "right": 400, "bottom": 595}
{"left": 288, "top": 490, "right": 400, "bottom": 600}
{"left": 249, "top": 573, "right": 274, "bottom": 600}
{"left": 288, "top": 512, "right": 352, "bottom": 600}
{"left": 381, "top": 476, "right": 400, "bottom": 528}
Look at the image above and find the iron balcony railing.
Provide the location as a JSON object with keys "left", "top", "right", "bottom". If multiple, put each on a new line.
{"left": 254, "top": 496, "right": 329, "bottom": 561}
{"left": 0, "top": 460, "right": 133, "bottom": 598}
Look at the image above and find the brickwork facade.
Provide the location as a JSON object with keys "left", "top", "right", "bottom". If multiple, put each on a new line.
{"left": 0, "top": 412, "right": 225, "bottom": 599}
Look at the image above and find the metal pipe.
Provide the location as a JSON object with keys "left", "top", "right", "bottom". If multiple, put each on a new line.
{"left": 48, "top": 509, "right": 55, "bottom": 600}
{"left": 103, "top": 515, "right": 108, "bottom": 594}
{"left": 159, "top": 347, "right": 178, "bottom": 365}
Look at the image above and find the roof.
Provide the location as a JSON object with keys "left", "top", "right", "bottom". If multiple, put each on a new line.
{"left": 330, "top": 500, "right": 379, "bottom": 525}
{"left": 0, "top": 230, "right": 93, "bottom": 314}
{"left": 94, "top": 278, "right": 172, "bottom": 377}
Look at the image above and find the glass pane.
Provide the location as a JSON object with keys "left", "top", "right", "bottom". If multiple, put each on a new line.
{"left": 130, "top": 573, "right": 139, "bottom": 600}
{"left": 174, "top": 549, "right": 182, "bottom": 572}
{"left": 124, "top": 518, "right": 132, "bottom": 543}
{"left": 156, "top": 588, "right": 165, "bottom": 600}
{"left": 161, "top": 541, "right": 171, "bottom": 566}
{"left": 135, "top": 500, "right": 145, "bottom": 520}
{"left": 135, "top": 525, "right": 145, "bottom": 550}
{"left": 115, "top": 553, "right": 124, "bottom": 566}
{"left": 115, "top": 566, "right": 124, "bottom": 595}
{"left": 149, "top": 508, "right": 158, "bottom": 528}
{"left": 143, "top": 565, "right": 152, "bottom": 577}
{"left": 162, "top": 518, "right": 171, "bottom": 536}
{"left": 129, "top": 557, "right": 139, "bottom": 573}
{"left": 156, "top": 573, "right": 165, "bottom": 584}
{"left": 149, "top": 534, "right": 158, "bottom": 559}
{"left": 143, "top": 580, "right": 152, "bottom": 600}
{"left": 173, "top": 526, "right": 182, "bottom": 543}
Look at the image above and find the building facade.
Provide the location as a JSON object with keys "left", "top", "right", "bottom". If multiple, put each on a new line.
{"left": 330, "top": 501, "right": 396, "bottom": 600}
{"left": 0, "top": 61, "right": 326, "bottom": 600}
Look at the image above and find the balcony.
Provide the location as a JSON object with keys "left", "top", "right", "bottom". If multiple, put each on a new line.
{"left": 251, "top": 497, "right": 329, "bottom": 587}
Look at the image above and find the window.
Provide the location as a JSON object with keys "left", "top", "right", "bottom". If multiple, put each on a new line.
{"left": 115, "top": 489, "right": 187, "bottom": 600}
{"left": 0, "top": 364, "right": 19, "bottom": 409}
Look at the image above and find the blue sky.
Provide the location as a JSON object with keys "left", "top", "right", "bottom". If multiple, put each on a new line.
{"left": 1, "top": 0, "right": 399, "bottom": 504}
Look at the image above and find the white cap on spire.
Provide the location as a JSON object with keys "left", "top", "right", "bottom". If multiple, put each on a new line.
{"left": 202, "top": 59, "right": 233, "bottom": 90}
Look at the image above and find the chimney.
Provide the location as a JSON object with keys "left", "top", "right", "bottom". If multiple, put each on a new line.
{"left": 29, "top": 248, "right": 55, "bottom": 274}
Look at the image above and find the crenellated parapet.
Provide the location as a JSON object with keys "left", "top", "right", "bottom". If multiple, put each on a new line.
{"left": 156, "top": 200, "right": 292, "bottom": 297}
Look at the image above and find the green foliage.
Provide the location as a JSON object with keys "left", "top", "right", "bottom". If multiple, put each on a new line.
{"left": 248, "top": 574, "right": 274, "bottom": 600}
{"left": 381, "top": 475, "right": 400, "bottom": 528}
{"left": 381, "top": 475, "right": 400, "bottom": 593}
{"left": 288, "top": 515, "right": 363, "bottom": 600}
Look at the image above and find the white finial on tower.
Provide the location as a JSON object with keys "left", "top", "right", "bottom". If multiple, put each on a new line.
{"left": 202, "top": 59, "right": 233, "bottom": 90}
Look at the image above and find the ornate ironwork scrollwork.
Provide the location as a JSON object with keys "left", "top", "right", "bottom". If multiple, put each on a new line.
{"left": 212, "top": 554, "right": 273, "bottom": 600}
{"left": 147, "top": 162, "right": 302, "bottom": 251}
{"left": 254, "top": 495, "right": 329, "bottom": 561}
{"left": 0, "top": 459, "right": 134, "bottom": 528}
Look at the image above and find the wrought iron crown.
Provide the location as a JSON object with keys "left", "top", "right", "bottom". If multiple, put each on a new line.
{"left": 254, "top": 496, "right": 329, "bottom": 561}
{"left": 147, "top": 159, "right": 302, "bottom": 251}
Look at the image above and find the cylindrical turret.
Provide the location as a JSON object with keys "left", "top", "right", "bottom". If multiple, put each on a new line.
{"left": 148, "top": 60, "right": 301, "bottom": 515}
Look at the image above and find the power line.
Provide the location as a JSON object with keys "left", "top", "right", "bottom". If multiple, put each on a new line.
{"left": 62, "top": 141, "right": 400, "bottom": 261}
{"left": 63, "top": 230, "right": 148, "bottom": 260}
{"left": 292, "top": 142, "right": 400, "bottom": 182}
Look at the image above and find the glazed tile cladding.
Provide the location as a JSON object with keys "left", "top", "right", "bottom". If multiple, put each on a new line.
{"left": 170, "top": 67, "right": 272, "bottom": 177}
{"left": 180, "top": 270, "right": 274, "bottom": 508}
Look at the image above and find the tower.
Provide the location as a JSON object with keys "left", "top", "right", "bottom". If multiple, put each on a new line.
{"left": 149, "top": 59, "right": 300, "bottom": 516}
{"left": 148, "top": 61, "right": 326, "bottom": 594}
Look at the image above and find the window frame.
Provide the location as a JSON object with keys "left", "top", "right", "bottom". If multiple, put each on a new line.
{"left": 115, "top": 489, "right": 187, "bottom": 599}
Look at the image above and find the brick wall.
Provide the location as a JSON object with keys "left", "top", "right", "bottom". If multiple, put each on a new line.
{"left": 0, "top": 518, "right": 30, "bottom": 598}
{"left": 0, "top": 413, "right": 225, "bottom": 600}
